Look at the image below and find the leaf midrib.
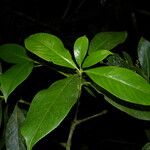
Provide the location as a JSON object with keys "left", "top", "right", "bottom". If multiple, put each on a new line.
{"left": 88, "top": 71, "right": 149, "bottom": 94}
{"left": 31, "top": 39, "right": 76, "bottom": 69}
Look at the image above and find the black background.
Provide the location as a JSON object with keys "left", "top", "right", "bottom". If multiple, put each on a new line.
{"left": 1, "top": 0, "right": 150, "bottom": 149}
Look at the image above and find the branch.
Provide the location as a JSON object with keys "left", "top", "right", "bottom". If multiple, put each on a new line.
{"left": 65, "top": 109, "right": 108, "bottom": 150}
{"left": 77, "top": 110, "right": 108, "bottom": 124}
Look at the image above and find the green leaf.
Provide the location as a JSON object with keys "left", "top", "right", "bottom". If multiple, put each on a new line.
{"left": 142, "top": 142, "right": 150, "bottom": 150}
{"left": 5, "top": 105, "right": 26, "bottom": 150}
{"left": 74, "top": 36, "right": 89, "bottom": 67}
{"left": 82, "top": 50, "right": 112, "bottom": 68}
{"left": 21, "top": 75, "right": 81, "bottom": 150}
{"left": 0, "top": 44, "right": 32, "bottom": 64}
{"left": 89, "top": 32, "right": 127, "bottom": 53}
{"left": 25, "top": 33, "right": 77, "bottom": 69}
{"left": 138, "top": 37, "right": 150, "bottom": 80}
{"left": 106, "top": 53, "right": 131, "bottom": 69}
{"left": 85, "top": 66, "right": 150, "bottom": 105}
{"left": 122, "top": 51, "right": 133, "bottom": 66}
{"left": 105, "top": 96, "right": 150, "bottom": 120}
{"left": 0, "top": 62, "right": 33, "bottom": 101}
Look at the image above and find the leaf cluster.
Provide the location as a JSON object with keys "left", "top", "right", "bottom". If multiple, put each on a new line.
{"left": 0, "top": 31, "right": 150, "bottom": 149}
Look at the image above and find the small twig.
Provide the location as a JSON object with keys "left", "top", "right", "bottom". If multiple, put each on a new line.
{"left": 62, "top": 0, "right": 73, "bottom": 19}
{"left": 19, "top": 99, "right": 30, "bottom": 105}
{"left": 76, "top": 0, "right": 87, "bottom": 12}
{"left": 77, "top": 110, "right": 108, "bottom": 124}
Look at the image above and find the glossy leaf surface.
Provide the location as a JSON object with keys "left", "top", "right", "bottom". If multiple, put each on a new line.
{"left": 0, "top": 44, "right": 32, "bottom": 64}
{"left": 138, "top": 37, "right": 150, "bottom": 80}
{"left": 86, "top": 66, "right": 150, "bottom": 105}
{"left": 89, "top": 32, "right": 127, "bottom": 53}
{"left": 0, "top": 62, "right": 33, "bottom": 101}
{"left": 25, "top": 33, "right": 77, "bottom": 69}
{"left": 21, "top": 75, "right": 81, "bottom": 150}
{"left": 105, "top": 96, "right": 150, "bottom": 120}
{"left": 74, "top": 36, "right": 88, "bottom": 67}
{"left": 83, "top": 50, "right": 112, "bottom": 68}
{"left": 5, "top": 105, "right": 26, "bottom": 150}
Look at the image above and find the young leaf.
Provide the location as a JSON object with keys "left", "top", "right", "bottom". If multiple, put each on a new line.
{"left": 89, "top": 32, "right": 127, "bottom": 53}
{"left": 0, "top": 62, "right": 33, "bottom": 101}
{"left": 21, "top": 75, "right": 81, "bottom": 150}
{"left": 74, "top": 36, "right": 89, "bottom": 67}
{"left": 5, "top": 105, "right": 26, "bottom": 150}
{"left": 138, "top": 37, "right": 150, "bottom": 80}
{"left": 85, "top": 66, "right": 150, "bottom": 105}
{"left": 105, "top": 96, "right": 150, "bottom": 120}
{"left": 0, "top": 44, "right": 32, "bottom": 64}
{"left": 25, "top": 33, "right": 77, "bottom": 69}
{"left": 82, "top": 50, "right": 112, "bottom": 68}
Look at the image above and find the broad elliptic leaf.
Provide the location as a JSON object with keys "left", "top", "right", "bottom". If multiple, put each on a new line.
{"left": 85, "top": 66, "right": 150, "bottom": 105}
{"left": 21, "top": 75, "right": 81, "bottom": 150}
{"left": 89, "top": 32, "right": 127, "bottom": 53}
{"left": 138, "top": 37, "right": 150, "bottom": 80}
{"left": 0, "top": 44, "right": 32, "bottom": 64}
{"left": 105, "top": 96, "right": 150, "bottom": 120}
{"left": 5, "top": 105, "right": 26, "bottom": 150}
{"left": 0, "top": 62, "right": 33, "bottom": 101}
{"left": 82, "top": 50, "right": 112, "bottom": 68}
{"left": 25, "top": 33, "right": 77, "bottom": 69}
{"left": 74, "top": 36, "right": 89, "bottom": 67}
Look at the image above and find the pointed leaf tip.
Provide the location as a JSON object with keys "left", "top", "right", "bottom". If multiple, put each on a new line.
{"left": 74, "top": 35, "right": 89, "bottom": 67}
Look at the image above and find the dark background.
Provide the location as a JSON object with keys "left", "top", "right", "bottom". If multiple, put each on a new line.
{"left": 1, "top": 0, "right": 150, "bottom": 149}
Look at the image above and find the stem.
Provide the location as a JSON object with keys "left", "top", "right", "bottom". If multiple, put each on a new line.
{"left": 66, "top": 100, "right": 80, "bottom": 150}
{"left": 65, "top": 71, "right": 108, "bottom": 150}
{"left": 66, "top": 120, "right": 78, "bottom": 150}
{"left": 66, "top": 74, "right": 82, "bottom": 150}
